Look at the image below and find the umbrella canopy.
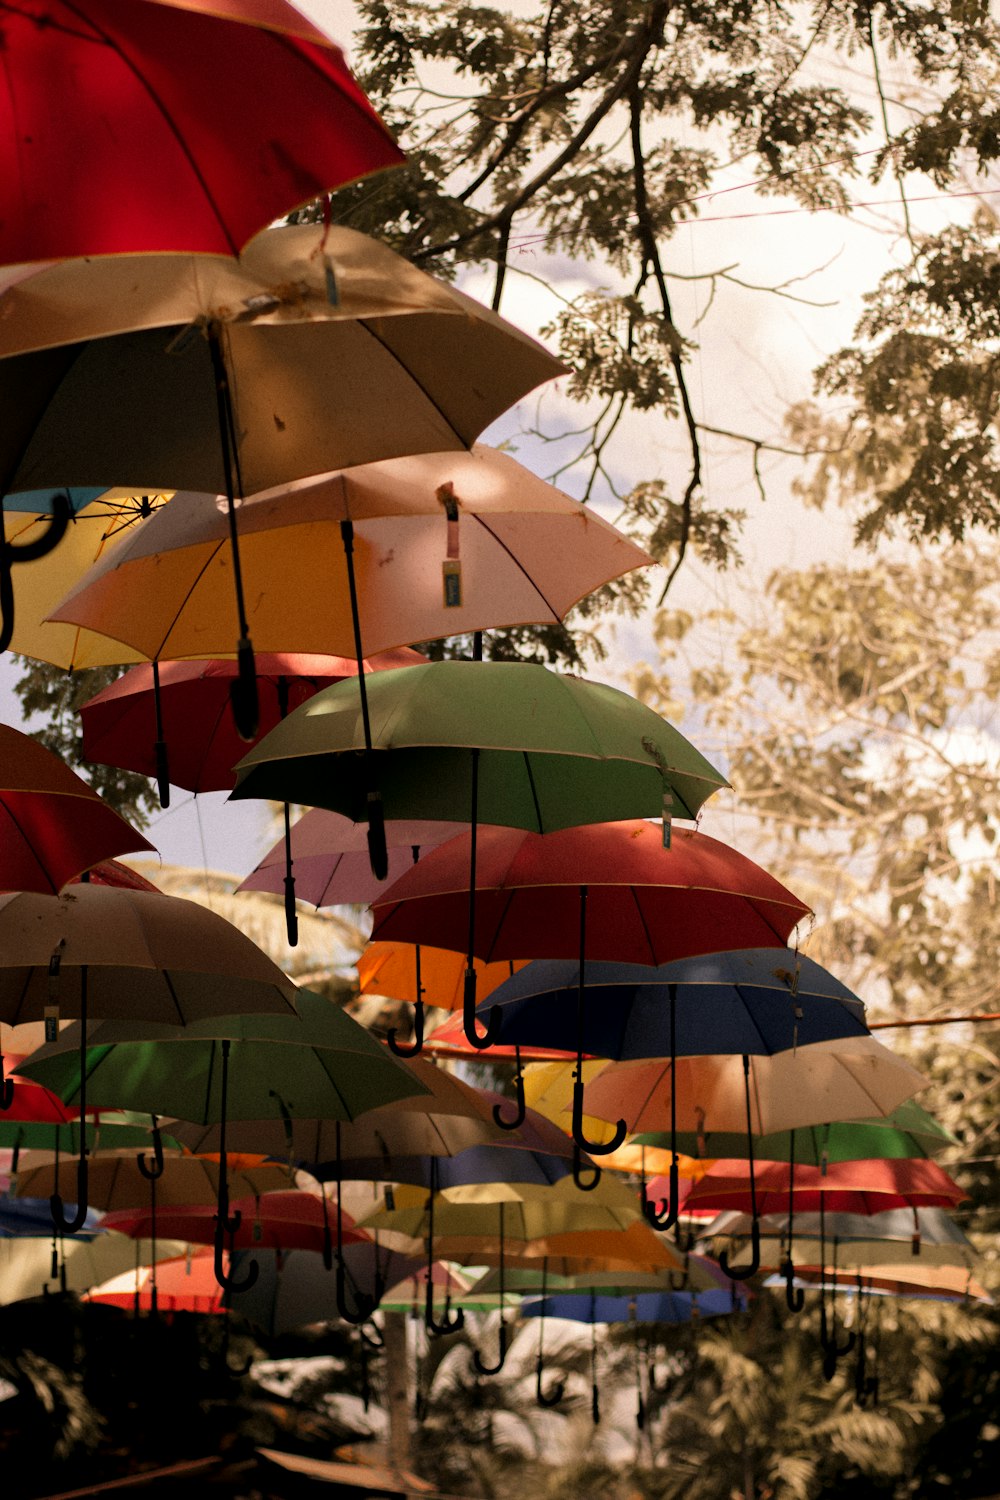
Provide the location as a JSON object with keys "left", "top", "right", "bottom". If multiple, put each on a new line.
{"left": 633, "top": 1100, "right": 957, "bottom": 1164}
{"left": 355, "top": 1176, "right": 644, "bottom": 1240}
{"left": 433, "top": 1221, "right": 684, "bottom": 1273}
{"left": 81, "top": 650, "right": 425, "bottom": 795}
{"left": 0, "top": 1059, "right": 76, "bottom": 1125}
{"left": 369, "top": 821, "right": 807, "bottom": 964}
{"left": 14, "top": 990, "right": 430, "bottom": 1124}
{"left": 705, "top": 1206, "right": 979, "bottom": 1263}
{"left": 84, "top": 1248, "right": 226, "bottom": 1315}
{"left": 466, "top": 1255, "right": 728, "bottom": 1300}
{"left": 477, "top": 950, "right": 869, "bottom": 1057}
{"left": 51, "top": 446, "right": 652, "bottom": 662}
{"left": 232, "top": 666, "right": 726, "bottom": 828}
{"left": 358, "top": 942, "right": 526, "bottom": 1010}
{"left": 0, "top": 885, "right": 299, "bottom": 1025}
{"left": 224, "top": 1244, "right": 423, "bottom": 1336}
{"left": 0, "top": 724, "right": 154, "bottom": 895}
{"left": 783, "top": 1263, "right": 991, "bottom": 1302}
{"left": 13, "top": 1154, "right": 288, "bottom": 1212}
{"left": 521, "top": 1289, "right": 747, "bottom": 1324}
{"left": 100, "top": 1190, "right": 370, "bottom": 1255}
{"left": 680, "top": 1157, "right": 967, "bottom": 1216}
{"left": 581, "top": 1040, "right": 927, "bottom": 1137}
{"left": 243, "top": 818, "right": 469, "bottom": 911}
{"left": 0, "top": 0, "right": 403, "bottom": 263}
{"left": 1, "top": 488, "right": 173, "bottom": 667}
{"left": 0, "top": 1233, "right": 188, "bottom": 1304}
{"left": 0, "top": 225, "right": 563, "bottom": 499}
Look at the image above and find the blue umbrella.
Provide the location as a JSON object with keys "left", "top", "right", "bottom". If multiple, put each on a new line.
{"left": 481, "top": 948, "right": 869, "bottom": 1258}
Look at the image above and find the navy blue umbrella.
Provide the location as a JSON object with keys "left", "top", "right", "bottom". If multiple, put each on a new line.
{"left": 521, "top": 1287, "right": 748, "bottom": 1324}
{"left": 481, "top": 948, "right": 869, "bottom": 1269}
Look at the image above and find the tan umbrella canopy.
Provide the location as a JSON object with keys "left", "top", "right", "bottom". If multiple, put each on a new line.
{"left": 13, "top": 1153, "right": 287, "bottom": 1212}
{"left": 46, "top": 445, "right": 651, "bottom": 662}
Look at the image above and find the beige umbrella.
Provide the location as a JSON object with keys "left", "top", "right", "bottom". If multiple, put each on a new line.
{"left": 0, "top": 1233, "right": 190, "bottom": 1306}
{"left": 13, "top": 1153, "right": 287, "bottom": 1211}
{"left": 44, "top": 445, "right": 651, "bottom": 662}
{"left": 0, "top": 223, "right": 564, "bottom": 733}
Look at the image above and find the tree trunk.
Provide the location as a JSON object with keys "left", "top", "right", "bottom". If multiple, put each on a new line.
{"left": 383, "top": 1310, "right": 411, "bottom": 1470}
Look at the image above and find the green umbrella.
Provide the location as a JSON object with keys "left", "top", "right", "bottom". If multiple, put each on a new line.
{"left": 16, "top": 990, "right": 429, "bottom": 1300}
{"left": 232, "top": 659, "right": 727, "bottom": 1051}
{"left": 632, "top": 1101, "right": 957, "bottom": 1165}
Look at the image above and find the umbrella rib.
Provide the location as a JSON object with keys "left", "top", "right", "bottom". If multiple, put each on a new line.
{"left": 161, "top": 970, "right": 186, "bottom": 1024}
{"left": 485, "top": 888, "right": 518, "bottom": 963}
{"left": 629, "top": 888, "right": 659, "bottom": 965}
{"left": 521, "top": 752, "right": 544, "bottom": 832}
{"left": 0, "top": 802, "right": 58, "bottom": 892}
{"left": 471, "top": 516, "right": 563, "bottom": 621}
{"left": 355, "top": 322, "right": 469, "bottom": 447}
{"left": 58, "top": 0, "right": 240, "bottom": 255}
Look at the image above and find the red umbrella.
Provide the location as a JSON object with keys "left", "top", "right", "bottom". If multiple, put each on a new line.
{"left": 101, "top": 1189, "right": 370, "bottom": 1258}
{"left": 2, "top": 1057, "right": 75, "bottom": 1126}
{"left": 0, "top": 0, "right": 404, "bottom": 264}
{"left": 371, "top": 821, "right": 809, "bottom": 1176}
{"left": 0, "top": 724, "right": 154, "bottom": 899}
{"left": 680, "top": 1157, "right": 967, "bottom": 1216}
{"left": 84, "top": 1247, "right": 226, "bottom": 1316}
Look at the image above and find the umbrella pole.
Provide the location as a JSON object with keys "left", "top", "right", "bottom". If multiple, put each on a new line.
{"left": 50, "top": 963, "right": 89, "bottom": 1235}
{"left": 643, "top": 983, "right": 679, "bottom": 1228}
{"left": 633, "top": 1303, "right": 646, "bottom": 1432}
{"left": 719, "top": 1055, "right": 760, "bottom": 1280}
{"left": 590, "top": 1311, "right": 600, "bottom": 1426}
{"left": 424, "top": 1158, "right": 464, "bottom": 1336}
{"left": 0, "top": 1052, "right": 13, "bottom": 1111}
{"left": 276, "top": 676, "right": 298, "bottom": 947}
{"left": 783, "top": 1129, "right": 803, "bottom": 1312}
{"left": 388, "top": 944, "right": 424, "bottom": 1058}
{"left": 149, "top": 1167, "right": 158, "bottom": 1320}
{"left": 572, "top": 885, "right": 626, "bottom": 1182}
{"left": 333, "top": 1119, "right": 377, "bottom": 1328}
{"left": 0, "top": 491, "right": 70, "bottom": 653}
{"left": 207, "top": 327, "right": 259, "bottom": 742}
{"left": 151, "top": 660, "right": 170, "bottom": 809}
{"left": 463, "top": 748, "right": 501, "bottom": 1049}
{"left": 473, "top": 1204, "right": 508, "bottom": 1375}
{"left": 339, "top": 519, "right": 387, "bottom": 880}
{"left": 212, "top": 1040, "right": 258, "bottom": 1294}
{"left": 535, "top": 1258, "right": 564, "bottom": 1408}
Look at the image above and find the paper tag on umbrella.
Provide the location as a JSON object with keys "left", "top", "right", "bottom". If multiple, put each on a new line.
{"left": 44, "top": 1005, "right": 59, "bottom": 1043}
{"left": 438, "top": 482, "right": 462, "bottom": 606}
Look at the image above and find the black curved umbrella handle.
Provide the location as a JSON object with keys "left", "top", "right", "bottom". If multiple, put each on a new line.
{"left": 572, "top": 1139, "right": 601, "bottom": 1193}
{"left": 668, "top": 1257, "right": 690, "bottom": 1292}
{"left": 230, "top": 636, "right": 260, "bottom": 743}
{"left": 336, "top": 1261, "right": 377, "bottom": 1327}
{"left": 493, "top": 1067, "right": 526, "bottom": 1131}
{"left": 464, "top": 970, "right": 502, "bottom": 1050}
{"left": 642, "top": 1159, "right": 679, "bottom": 1230}
{"left": 366, "top": 789, "right": 388, "bottom": 881}
{"left": 50, "top": 1156, "right": 89, "bottom": 1235}
{"left": 535, "top": 1358, "right": 564, "bottom": 1408}
{"left": 0, "top": 1056, "right": 14, "bottom": 1112}
{"left": 571, "top": 1078, "right": 626, "bottom": 1158}
{"left": 719, "top": 1219, "right": 759, "bottom": 1281}
{"left": 473, "top": 1318, "right": 508, "bottom": 1376}
{"left": 214, "top": 1231, "right": 259, "bottom": 1294}
{"left": 783, "top": 1255, "right": 804, "bottom": 1313}
{"left": 387, "top": 998, "right": 424, "bottom": 1058}
{"left": 136, "top": 1120, "right": 165, "bottom": 1180}
{"left": 425, "top": 1277, "right": 465, "bottom": 1336}
{"left": 0, "top": 494, "right": 71, "bottom": 652}
{"left": 283, "top": 870, "right": 299, "bottom": 948}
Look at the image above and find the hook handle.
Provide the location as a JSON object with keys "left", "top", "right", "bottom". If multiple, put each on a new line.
{"left": 387, "top": 998, "right": 424, "bottom": 1058}
{"left": 572, "top": 1139, "right": 602, "bottom": 1192}
{"left": 668, "top": 1256, "right": 690, "bottom": 1293}
{"left": 783, "top": 1255, "right": 804, "bottom": 1313}
{"left": 642, "top": 1159, "right": 679, "bottom": 1230}
{"left": 571, "top": 1078, "right": 626, "bottom": 1157}
{"left": 136, "top": 1119, "right": 165, "bottom": 1180}
{"left": 0, "top": 494, "right": 71, "bottom": 652}
{"left": 336, "top": 1261, "right": 378, "bottom": 1326}
{"left": 50, "top": 1156, "right": 89, "bottom": 1235}
{"left": 492, "top": 1067, "right": 526, "bottom": 1131}
{"left": 535, "top": 1358, "right": 564, "bottom": 1408}
{"left": 425, "top": 1277, "right": 465, "bottom": 1336}
{"left": 464, "top": 970, "right": 502, "bottom": 1050}
{"left": 719, "top": 1219, "right": 759, "bottom": 1281}
{"left": 214, "top": 1233, "right": 259, "bottom": 1294}
{"left": 473, "top": 1318, "right": 508, "bottom": 1376}
{"left": 366, "top": 787, "right": 388, "bottom": 880}
{"left": 283, "top": 872, "right": 299, "bottom": 948}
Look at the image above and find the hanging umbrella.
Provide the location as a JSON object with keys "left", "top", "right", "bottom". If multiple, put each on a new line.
{"left": 0, "top": 1233, "right": 188, "bottom": 1305}
{"left": 1, "top": 489, "right": 171, "bottom": 665}
{"left": 0, "top": 723, "right": 154, "bottom": 898}
{"left": 13, "top": 1153, "right": 287, "bottom": 1213}
{"left": 681, "top": 1157, "right": 967, "bottom": 1216}
{"left": 356, "top": 940, "right": 526, "bottom": 1059}
{"left": 1, "top": 223, "right": 564, "bottom": 733}
{"left": 100, "top": 1189, "right": 370, "bottom": 1258}
{"left": 0, "top": 0, "right": 404, "bottom": 265}
{"left": 83, "top": 1247, "right": 228, "bottom": 1316}
{"left": 521, "top": 1287, "right": 747, "bottom": 1325}
{"left": 370, "top": 820, "right": 807, "bottom": 1175}
{"left": 705, "top": 1206, "right": 979, "bottom": 1268}
{"left": 223, "top": 1243, "right": 423, "bottom": 1338}
{"left": 0, "top": 881, "right": 300, "bottom": 1227}
{"left": 15, "top": 988, "right": 430, "bottom": 1295}
{"left": 432, "top": 1220, "right": 684, "bottom": 1274}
